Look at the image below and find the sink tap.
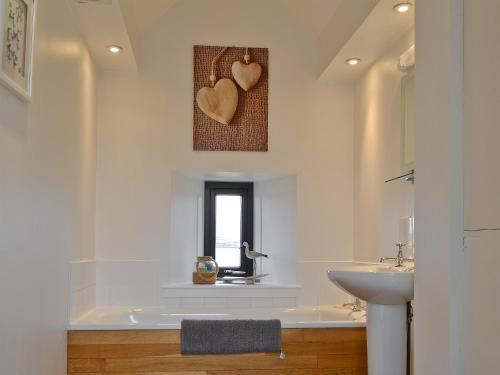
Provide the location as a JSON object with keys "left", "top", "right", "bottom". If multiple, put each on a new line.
{"left": 380, "top": 242, "right": 414, "bottom": 267}
{"left": 343, "top": 297, "right": 364, "bottom": 312}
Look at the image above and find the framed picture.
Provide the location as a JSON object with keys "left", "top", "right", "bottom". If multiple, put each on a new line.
{"left": 193, "top": 45, "right": 268, "bottom": 152}
{"left": 0, "top": 0, "right": 36, "bottom": 101}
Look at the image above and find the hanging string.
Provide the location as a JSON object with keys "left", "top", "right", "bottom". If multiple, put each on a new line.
{"left": 244, "top": 47, "right": 250, "bottom": 64}
{"left": 210, "top": 47, "right": 228, "bottom": 87}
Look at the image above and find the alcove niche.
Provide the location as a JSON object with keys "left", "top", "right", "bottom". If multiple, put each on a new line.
{"left": 166, "top": 171, "right": 298, "bottom": 287}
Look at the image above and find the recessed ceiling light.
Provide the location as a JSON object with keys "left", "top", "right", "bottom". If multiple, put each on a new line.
{"left": 393, "top": 2, "right": 412, "bottom": 13}
{"left": 107, "top": 45, "right": 123, "bottom": 54}
{"left": 345, "top": 58, "right": 361, "bottom": 66}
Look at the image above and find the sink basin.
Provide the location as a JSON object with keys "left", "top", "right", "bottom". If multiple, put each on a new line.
{"left": 327, "top": 262, "right": 414, "bottom": 305}
{"left": 328, "top": 262, "right": 414, "bottom": 375}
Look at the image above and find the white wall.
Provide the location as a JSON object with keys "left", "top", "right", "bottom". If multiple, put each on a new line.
{"left": 0, "top": 0, "right": 96, "bottom": 373}
{"left": 255, "top": 175, "right": 297, "bottom": 285}
{"left": 95, "top": 0, "right": 354, "bottom": 307}
{"left": 463, "top": 0, "right": 500, "bottom": 373}
{"left": 352, "top": 1, "right": 500, "bottom": 373}
{"left": 353, "top": 30, "right": 415, "bottom": 262}
{"left": 414, "top": 0, "right": 465, "bottom": 374}
{"left": 167, "top": 172, "right": 205, "bottom": 285}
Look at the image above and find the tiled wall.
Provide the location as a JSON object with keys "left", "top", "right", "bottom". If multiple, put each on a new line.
{"left": 69, "top": 258, "right": 354, "bottom": 316}
{"left": 91, "top": 259, "right": 352, "bottom": 309}
{"left": 70, "top": 260, "right": 96, "bottom": 320}
{"left": 297, "top": 261, "right": 355, "bottom": 306}
{"left": 162, "top": 283, "right": 300, "bottom": 309}
{"left": 96, "top": 259, "right": 168, "bottom": 307}
{"left": 162, "top": 296, "right": 298, "bottom": 309}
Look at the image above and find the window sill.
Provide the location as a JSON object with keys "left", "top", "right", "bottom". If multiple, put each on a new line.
{"left": 162, "top": 282, "right": 301, "bottom": 289}
{"left": 161, "top": 282, "right": 301, "bottom": 299}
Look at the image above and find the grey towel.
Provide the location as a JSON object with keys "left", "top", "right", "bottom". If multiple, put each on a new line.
{"left": 181, "top": 319, "right": 281, "bottom": 354}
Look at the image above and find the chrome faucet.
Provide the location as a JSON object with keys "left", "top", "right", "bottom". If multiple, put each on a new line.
{"left": 380, "top": 242, "right": 414, "bottom": 267}
{"left": 343, "top": 298, "right": 363, "bottom": 312}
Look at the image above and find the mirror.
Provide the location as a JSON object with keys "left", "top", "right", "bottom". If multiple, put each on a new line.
{"left": 401, "top": 70, "right": 415, "bottom": 172}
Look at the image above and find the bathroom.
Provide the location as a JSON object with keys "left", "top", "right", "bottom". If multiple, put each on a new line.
{"left": 0, "top": 0, "right": 498, "bottom": 374}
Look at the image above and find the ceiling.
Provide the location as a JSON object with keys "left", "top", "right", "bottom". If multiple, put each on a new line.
{"left": 276, "top": 0, "right": 344, "bottom": 36}
{"left": 319, "top": 0, "right": 415, "bottom": 82}
{"left": 68, "top": 0, "right": 414, "bottom": 82}
{"left": 68, "top": 0, "right": 138, "bottom": 71}
{"left": 117, "top": 0, "right": 343, "bottom": 38}
{"left": 68, "top": 0, "right": 343, "bottom": 68}
{"left": 118, "top": 0, "right": 178, "bottom": 37}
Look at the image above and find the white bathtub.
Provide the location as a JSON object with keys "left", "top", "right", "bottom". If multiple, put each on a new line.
{"left": 69, "top": 305, "right": 366, "bottom": 330}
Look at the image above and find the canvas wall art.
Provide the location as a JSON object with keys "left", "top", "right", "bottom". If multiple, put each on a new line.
{"left": 0, "top": 0, "right": 36, "bottom": 100}
{"left": 193, "top": 45, "right": 268, "bottom": 152}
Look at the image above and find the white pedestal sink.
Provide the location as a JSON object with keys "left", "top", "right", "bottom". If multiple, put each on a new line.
{"left": 327, "top": 263, "right": 414, "bottom": 375}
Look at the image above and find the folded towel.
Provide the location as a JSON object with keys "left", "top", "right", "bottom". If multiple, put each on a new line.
{"left": 181, "top": 319, "right": 281, "bottom": 354}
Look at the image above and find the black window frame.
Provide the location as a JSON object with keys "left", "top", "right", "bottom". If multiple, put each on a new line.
{"left": 204, "top": 181, "right": 254, "bottom": 277}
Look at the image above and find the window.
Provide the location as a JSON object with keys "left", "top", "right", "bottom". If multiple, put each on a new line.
{"left": 204, "top": 181, "right": 253, "bottom": 276}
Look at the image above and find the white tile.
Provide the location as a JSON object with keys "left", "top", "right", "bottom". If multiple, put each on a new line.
{"left": 85, "top": 262, "right": 96, "bottom": 288}
{"left": 70, "top": 260, "right": 96, "bottom": 292}
{"left": 162, "top": 283, "right": 300, "bottom": 299}
{"left": 70, "top": 260, "right": 96, "bottom": 320}
{"left": 204, "top": 297, "right": 227, "bottom": 307}
{"left": 162, "top": 297, "right": 181, "bottom": 308}
{"left": 296, "top": 262, "right": 319, "bottom": 306}
{"left": 252, "top": 297, "right": 274, "bottom": 308}
{"left": 97, "top": 284, "right": 110, "bottom": 307}
{"left": 70, "top": 283, "right": 96, "bottom": 320}
{"left": 296, "top": 261, "right": 352, "bottom": 307}
{"left": 96, "top": 260, "right": 163, "bottom": 307}
{"left": 94, "top": 259, "right": 355, "bottom": 309}
{"left": 106, "top": 283, "right": 158, "bottom": 307}
{"left": 180, "top": 298, "right": 204, "bottom": 308}
{"left": 83, "top": 284, "right": 96, "bottom": 312}
{"left": 69, "top": 289, "right": 82, "bottom": 320}
{"left": 70, "top": 263, "right": 82, "bottom": 293}
{"left": 273, "top": 297, "right": 296, "bottom": 308}
{"left": 227, "top": 297, "right": 252, "bottom": 308}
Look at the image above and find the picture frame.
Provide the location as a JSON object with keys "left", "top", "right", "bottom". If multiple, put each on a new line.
{"left": 193, "top": 45, "right": 269, "bottom": 152}
{"left": 0, "top": 0, "right": 36, "bottom": 101}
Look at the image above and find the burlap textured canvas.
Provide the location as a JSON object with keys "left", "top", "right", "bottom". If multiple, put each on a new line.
{"left": 193, "top": 45, "right": 268, "bottom": 151}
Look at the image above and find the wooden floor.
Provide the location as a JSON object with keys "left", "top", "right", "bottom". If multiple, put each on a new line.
{"left": 68, "top": 328, "right": 367, "bottom": 374}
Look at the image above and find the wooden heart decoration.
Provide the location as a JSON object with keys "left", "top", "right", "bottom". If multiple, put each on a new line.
{"left": 196, "top": 78, "right": 238, "bottom": 125}
{"left": 231, "top": 61, "right": 262, "bottom": 91}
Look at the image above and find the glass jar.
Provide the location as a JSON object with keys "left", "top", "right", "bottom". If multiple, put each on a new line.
{"left": 192, "top": 256, "right": 218, "bottom": 284}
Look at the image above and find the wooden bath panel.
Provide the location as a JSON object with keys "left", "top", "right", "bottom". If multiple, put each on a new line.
{"left": 67, "top": 328, "right": 367, "bottom": 374}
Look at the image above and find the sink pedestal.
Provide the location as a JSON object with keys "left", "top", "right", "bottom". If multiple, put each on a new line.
{"left": 327, "top": 263, "right": 413, "bottom": 375}
{"left": 367, "top": 303, "right": 407, "bottom": 375}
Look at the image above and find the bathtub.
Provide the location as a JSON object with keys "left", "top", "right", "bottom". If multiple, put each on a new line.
{"left": 68, "top": 306, "right": 368, "bottom": 374}
{"left": 69, "top": 305, "right": 366, "bottom": 330}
